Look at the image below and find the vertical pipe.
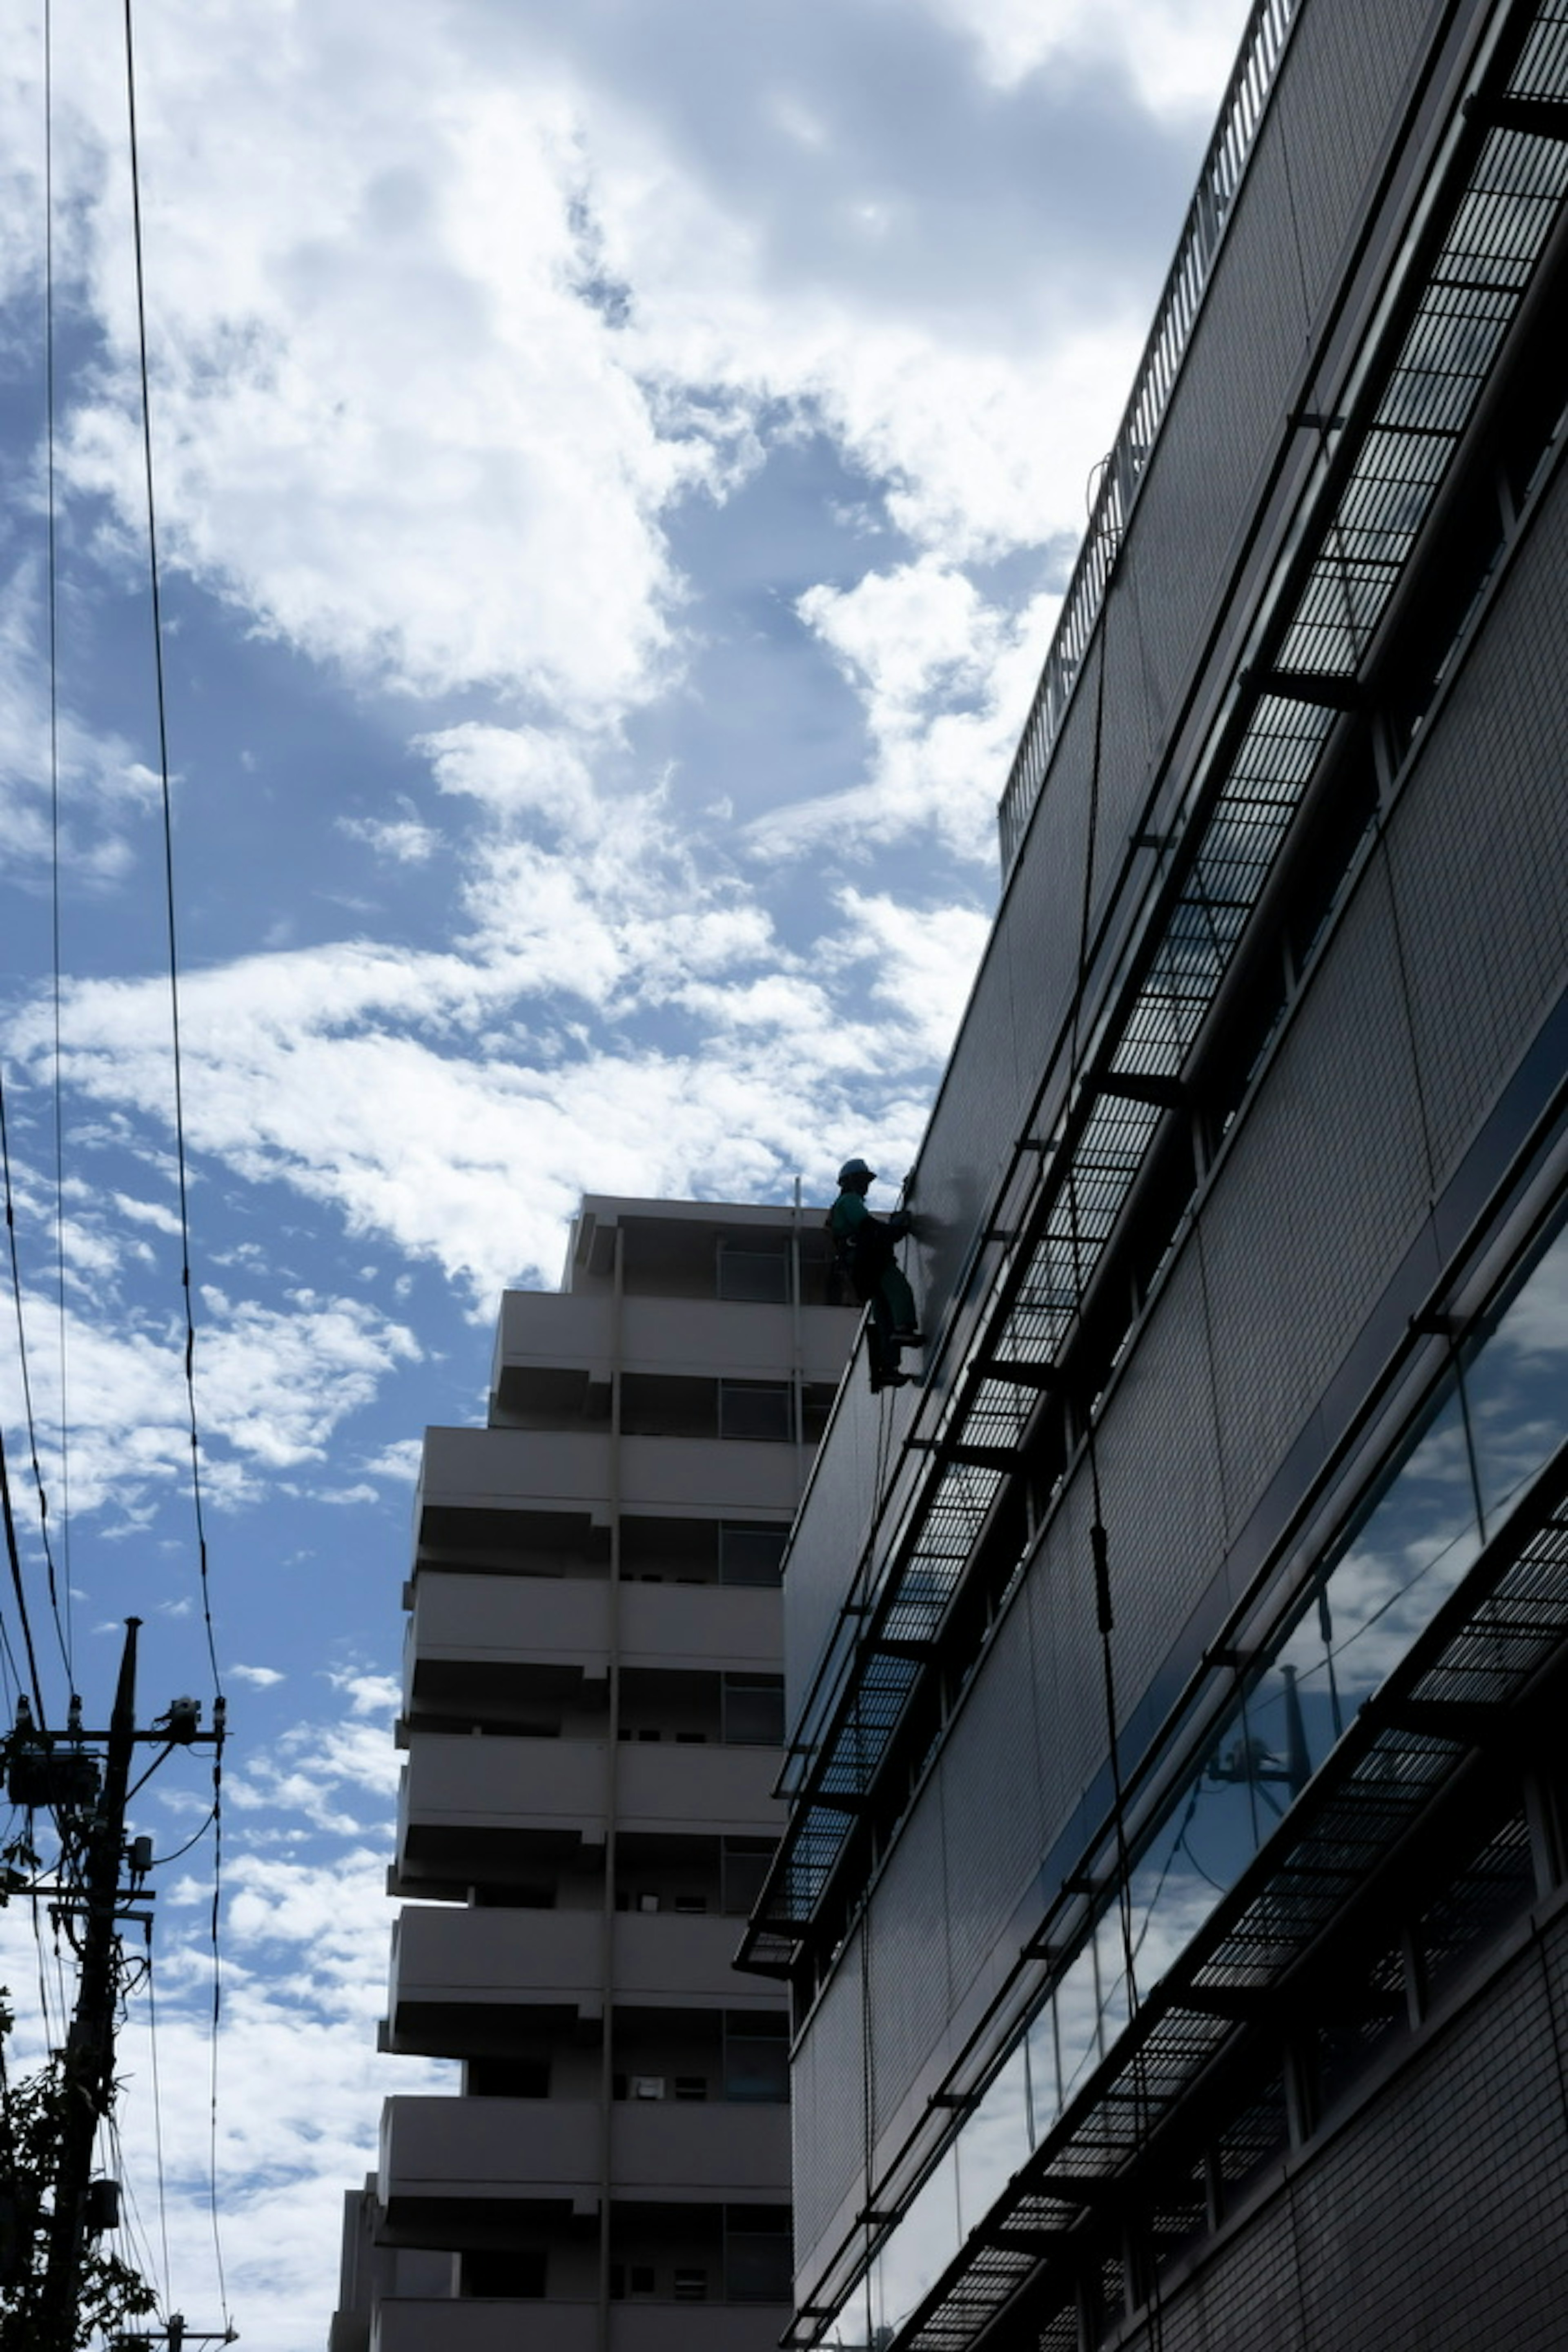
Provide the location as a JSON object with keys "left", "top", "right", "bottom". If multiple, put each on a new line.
{"left": 596, "top": 1227, "right": 626, "bottom": 2350}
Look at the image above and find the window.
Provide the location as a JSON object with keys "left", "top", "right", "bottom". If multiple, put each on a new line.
{"left": 467, "top": 2058, "right": 549, "bottom": 2097}
{"left": 724, "top": 2207, "right": 792, "bottom": 2303}
{"left": 673, "top": 2269, "right": 709, "bottom": 2301}
{"left": 718, "top": 1382, "right": 792, "bottom": 1442}
{"left": 675, "top": 2075, "right": 708, "bottom": 2101}
{"left": 724, "top": 2011, "right": 788, "bottom": 2103}
{"left": 722, "top": 1838, "right": 775, "bottom": 1916}
{"left": 723, "top": 1674, "right": 785, "bottom": 1746}
{"left": 719, "top": 1523, "right": 788, "bottom": 1587}
{"left": 717, "top": 1243, "right": 791, "bottom": 1303}
{"left": 463, "top": 2250, "right": 546, "bottom": 2299}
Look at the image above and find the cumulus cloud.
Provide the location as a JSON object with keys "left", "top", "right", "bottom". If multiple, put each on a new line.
{"left": 0, "top": 1276, "right": 421, "bottom": 1519}
{"left": 913, "top": 0, "right": 1253, "bottom": 115}
{"left": 769, "top": 560, "right": 1062, "bottom": 858}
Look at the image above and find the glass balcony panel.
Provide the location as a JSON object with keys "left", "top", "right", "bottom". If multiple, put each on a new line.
{"left": 1299, "top": 1376, "right": 1480, "bottom": 1708}
{"left": 1053, "top": 1942, "right": 1102, "bottom": 2112}
{"left": 956, "top": 2042, "right": 1032, "bottom": 2240}
{"left": 1094, "top": 1905, "right": 1133, "bottom": 2050}
{"left": 873, "top": 2149, "right": 960, "bottom": 2341}
{"left": 1127, "top": 1767, "right": 1229, "bottom": 1989}
{"left": 1026, "top": 2000, "right": 1060, "bottom": 2146}
{"left": 1462, "top": 1216, "right": 1568, "bottom": 1534}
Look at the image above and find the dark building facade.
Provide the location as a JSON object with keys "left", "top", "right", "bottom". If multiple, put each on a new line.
{"left": 745, "top": 0, "right": 1568, "bottom": 2345}
{"left": 331, "top": 1197, "right": 856, "bottom": 2352}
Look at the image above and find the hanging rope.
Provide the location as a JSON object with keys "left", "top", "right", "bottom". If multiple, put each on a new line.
{"left": 1057, "top": 484, "right": 1168, "bottom": 2348}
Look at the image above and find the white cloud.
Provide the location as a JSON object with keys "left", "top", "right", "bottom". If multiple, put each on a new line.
{"left": 0, "top": 1278, "right": 421, "bottom": 1521}
{"left": 338, "top": 811, "right": 439, "bottom": 865}
{"left": 770, "top": 561, "right": 1062, "bottom": 859}
{"left": 911, "top": 0, "right": 1253, "bottom": 116}
{"left": 361, "top": 1437, "right": 424, "bottom": 1482}
{"left": 228, "top": 1662, "right": 285, "bottom": 1686}
{"left": 0, "top": 564, "right": 163, "bottom": 883}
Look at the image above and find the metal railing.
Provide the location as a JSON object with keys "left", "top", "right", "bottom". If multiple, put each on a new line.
{"left": 997, "top": 0, "right": 1299, "bottom": 870}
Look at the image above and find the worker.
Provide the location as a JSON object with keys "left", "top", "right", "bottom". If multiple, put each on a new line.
{"left": 829, "top": 1158, "right": 922, "bottom": 1393}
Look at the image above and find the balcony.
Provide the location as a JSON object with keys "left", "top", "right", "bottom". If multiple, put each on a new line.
{"left": 386, "top": 1904, "right": 781, "bottom": 2049}
{"left": 492, "top": 1288, "right": 853, "bottom": 1397}
{"left": 417, "top": 1428, "right": 805, "bottom": 1555}
{"left": 373, "top": 2300, "right": 791, "bottom": 2352}
{"left": 381, "top": 2096, "right": 790, "bottom": 2214}
{"left": 395, "top": 1733, "right": 784, "bottom": 1896}
{"left": 406, "top": 1575, "right": 782, "bottom": 1690}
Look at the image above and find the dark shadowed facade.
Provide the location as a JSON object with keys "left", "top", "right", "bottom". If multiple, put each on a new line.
{"left": 746, "top": 0, "right": 1568, "bottom": 2345}
{"left": 330, "top": 1197, "right": 856, "bottom": 2351}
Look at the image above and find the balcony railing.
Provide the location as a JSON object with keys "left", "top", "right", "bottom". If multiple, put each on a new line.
{"left": 996, "top": 0, "right": 1299, "bottom": 869}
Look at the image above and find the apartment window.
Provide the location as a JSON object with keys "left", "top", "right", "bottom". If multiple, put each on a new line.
{"left": 674, "top": 2075, "right": 708, "bottom": 2101}
{"left": 724, "top": 2206, "right": 792, "bottom": 2303}
{"left": 719, "top": 1523, "right": 788, "bottom": 1587}
{"left": 673, "top": 2269, "right": 709, "bottom": 2302}
{"left": 722, "top": 1838, "right": 775, "bottom": 1916}
{"left": 718, "top": 1382, "right": 792, "bottom": 1442}
{"left": 723, "top": 1673, "right": 785, "bottom": 1746}
{"left": 609, "top": 2263, "right": 657, "bottom": 2299}
{"left": 717, "top": 1243, "right": 791, "bottom": 1303}
{"left": 724, "top": 2011, "right": 788, "bottom": 2103}
{"left": 468, "top": 2058, "right": 550, "bottom": 2098}
{"left": 463, "top": 2250, "right": 546, "bottom": 2299}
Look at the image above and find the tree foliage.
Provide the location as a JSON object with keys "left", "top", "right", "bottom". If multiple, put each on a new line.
{"left": 0, "top": 1970, "right": 157, "bottom": 2350}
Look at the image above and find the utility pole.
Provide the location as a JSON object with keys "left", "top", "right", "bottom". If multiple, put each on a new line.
{"left": 3, "top": 1617, "right": 227, "bottom": 2352}
{"left": 37, "top": 1616, "right": 141, "bottom": 2352}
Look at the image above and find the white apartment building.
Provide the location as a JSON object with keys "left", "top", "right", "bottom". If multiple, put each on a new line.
{"left": 331, "top": 1194, "right": 858, "bottom": 2352}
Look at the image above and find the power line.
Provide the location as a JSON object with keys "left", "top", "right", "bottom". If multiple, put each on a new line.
{"left": 118, "top": 0, "right": 221, "bottom": 1709}
{"left": 120, "top": 10, "right": 233, "bottom": 2329}
{"left": 43, "top": 0, "right": 74, "bottom": 1688}
{"left": 0, "top": 1057, "right": 73, "bottom": 1688}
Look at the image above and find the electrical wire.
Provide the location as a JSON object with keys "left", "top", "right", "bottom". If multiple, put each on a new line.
{"left": 143, "top": 1800, "right": 218, "bottom": 1871}
{"left": 145, "top": 1946, "right": 175, "bottom": 2311}
{"left": 0, "top": 1422, "right": 49, "bottom": 1728}
{"left": 43, "top": 0, "right": 74, "bottom": 1690}
{"left": 205, "top": 1757, "right": 230, "bottom": 2331}
{"left": 0, "top": 1058, "right": 71, "bottom": 1688}
{"left": 120, "top": 5, "right": 234, "bottom": 2328}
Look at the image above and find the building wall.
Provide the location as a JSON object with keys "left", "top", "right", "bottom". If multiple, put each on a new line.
{"left": 330, "top": 1196, "right": 856, "bottom": 2352}
{"left": 775, "top": 0, "right": 1568, "bottom": 2341}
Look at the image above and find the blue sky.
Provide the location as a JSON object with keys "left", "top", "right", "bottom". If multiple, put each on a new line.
{"left": 0, "top": 0, "right": 1252, "bottom": 2341}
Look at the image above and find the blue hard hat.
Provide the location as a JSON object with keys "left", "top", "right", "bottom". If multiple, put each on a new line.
{"left": 837, "top": 1158, "right": 876, "bottom": 1186}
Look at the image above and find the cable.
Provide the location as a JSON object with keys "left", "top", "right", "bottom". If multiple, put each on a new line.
{"left": 0, "top": 1422, "right": 49, "bottom": 1728}
{"left": 0, "top": 1057, "right": 71, "bottom": 1686}
{"left": 205, "top": 1754, "right": 230, "bottom": 2330}
{"left": 142, "top": 1799, "right": 218, "bottom": 1871}
{"left": 145, "top": 1947, "right": 174, "bottom": 2311}
{"left": 43, "top": 0, "right": 74, "bottom": 1688}
{"left": 120, "top": 0, "right": 223, "bottom": 1707}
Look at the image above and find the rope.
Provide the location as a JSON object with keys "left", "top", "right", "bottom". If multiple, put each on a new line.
{"left": 1058, "top": 495, "right": 1168, "bottom": 2348}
